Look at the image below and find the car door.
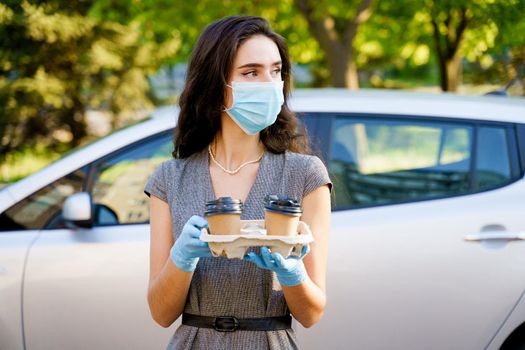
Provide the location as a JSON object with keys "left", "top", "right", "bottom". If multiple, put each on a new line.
{"left": 0, "top": 228, "right": 36, "bottom": 350}
{"left": 0, "top": 168, "right": 86, "bottom": 350}
{"left": 23, "top": 131, "right": 178, "bottom": 350}
{"left": 296, "top": 114, "right": 525, "bottom": 350}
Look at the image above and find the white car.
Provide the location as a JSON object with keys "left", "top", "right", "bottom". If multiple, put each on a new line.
{"left": 1, "top": 89, "right": 525, "bottom": 350}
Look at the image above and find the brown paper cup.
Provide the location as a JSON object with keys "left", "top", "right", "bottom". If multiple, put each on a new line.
{"left": 207, "top": 213, "right": 241, "bottom": 235}
{"left": 265, "top": 211, "right": 300, "bottom": 236}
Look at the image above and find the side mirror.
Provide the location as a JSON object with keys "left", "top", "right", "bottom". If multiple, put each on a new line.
{"left": 62, "top": 192, "right": 93, "bottom": 229}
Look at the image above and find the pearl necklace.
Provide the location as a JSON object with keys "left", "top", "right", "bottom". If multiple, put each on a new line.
{"left": 208, "top": 145, "right": 264, "bottom": 175}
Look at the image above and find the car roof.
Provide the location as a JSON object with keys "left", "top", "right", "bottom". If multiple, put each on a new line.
{"left": 289, "top": 89, "right": 525, "bottom": 123}
{"left": 146, "top": 89, "right": 525, "bottom": 124}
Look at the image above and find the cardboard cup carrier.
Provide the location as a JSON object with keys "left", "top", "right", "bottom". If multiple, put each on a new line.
{"left": 201, "top": 195, "right": 312, "bottom": 259}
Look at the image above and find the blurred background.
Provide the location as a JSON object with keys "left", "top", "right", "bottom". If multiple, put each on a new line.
{"left": 1, "top": 0, "right": 524, "bottom": 185}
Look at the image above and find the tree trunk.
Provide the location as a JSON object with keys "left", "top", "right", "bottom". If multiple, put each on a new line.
{"left": 346, "top": 59, "right": 359, "bottom": 90}
{"left": 433, "top": 36, "right": 463, "bottom": 92}
{"left": 326, "top": 46, "right": 358, "bottom": 88}
{"left": 294, "top": 0, "right": 373, "bottom": 89}
{"left": 330, "top": 56, "right": 359, "bottom": 89}
{"left": 429, "top": 5, "right": 468, "bottom": 92}
{"left": 436, "top": 52, "right": 448, "bottom": 91}
{"left": 445, "top": 54, "right": 461, "bottom": 91}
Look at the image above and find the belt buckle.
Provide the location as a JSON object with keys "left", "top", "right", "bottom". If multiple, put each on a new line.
{"left": 213, "top": 316, "right": 239, "bottom": 332}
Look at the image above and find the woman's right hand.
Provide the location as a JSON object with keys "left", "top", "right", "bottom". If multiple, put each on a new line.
{"left": 244, "top": 245, "right": 310, "bottom": 286}
{"left": 170, "top": 215, "right": 212, "bottom": 272}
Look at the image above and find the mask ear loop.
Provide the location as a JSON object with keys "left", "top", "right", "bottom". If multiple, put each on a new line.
{"left": 223, "top": 83, "right": 235, "bottom": 111}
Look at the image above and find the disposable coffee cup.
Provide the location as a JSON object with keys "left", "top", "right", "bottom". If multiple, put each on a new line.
{"left": 204, "top": 197, "right": 243, "bottom": 235}
{"left": 264, "top": 195, "right": 303, "bottom": 236}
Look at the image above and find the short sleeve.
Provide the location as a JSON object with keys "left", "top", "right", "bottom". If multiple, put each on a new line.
{"left": 144, "top": 162, "right": 168, "bottom": 202}
{"left": 303, "top": 155, "right": 333, "bottom": 198}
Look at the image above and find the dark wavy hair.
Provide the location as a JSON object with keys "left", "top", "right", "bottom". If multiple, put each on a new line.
{"left": 173, "top": 15, "right": 311, "bottom": 159}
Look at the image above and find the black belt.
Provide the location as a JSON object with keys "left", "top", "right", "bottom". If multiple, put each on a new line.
{"left": 182, "top": 313, "right": 292, "bottom": 332}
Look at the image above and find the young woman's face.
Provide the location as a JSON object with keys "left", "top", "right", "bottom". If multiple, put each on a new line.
{"left": 224, "top": 35, "right": 282, "bottom": 109}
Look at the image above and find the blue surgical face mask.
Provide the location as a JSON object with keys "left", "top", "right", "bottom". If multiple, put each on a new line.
{"left": 224, "top": 81, "right": 284, "bottom": 135}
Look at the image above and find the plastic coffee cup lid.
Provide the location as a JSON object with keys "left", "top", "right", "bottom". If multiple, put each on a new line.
{"left": 264, "top": 195, "right": 302, "bottom": 217}
{"left": 205, "top": 197, "right": 243, "bottom": 216}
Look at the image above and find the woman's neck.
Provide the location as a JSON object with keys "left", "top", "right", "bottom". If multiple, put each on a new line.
{"left": 210, "top": 113, "right": 265, "bottom": 170}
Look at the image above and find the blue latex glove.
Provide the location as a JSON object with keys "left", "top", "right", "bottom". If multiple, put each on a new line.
{"left": 244, "top": 245, "right": 310, "bottom": 287}
{"left": 170, "top": 215, "right": 212, "bottom": 272}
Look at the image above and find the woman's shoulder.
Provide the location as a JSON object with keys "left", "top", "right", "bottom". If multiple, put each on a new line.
{"left": 149, "top": 158, "right": 180, "bottom": 178}
{"left": 283, "top": 150, "right": 327, "bottom": 170}
{"left": 159, "top": 157, "right": 183, "bottom": 171}
{"left": 144, "top": 151, "right": 206, "bottom": 201}
{"left": 282, "top": 150, "right": 332, "bottom": 196}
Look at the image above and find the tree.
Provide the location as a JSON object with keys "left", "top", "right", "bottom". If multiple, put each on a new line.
{"left": 487, "top": 0, "right": 525, "bottom": 95}
{"left": 427, "top": 1, "right": 470, "bottom": 91}
{"left": 293, "top": 0, "right": 374, "bottom": 89}
{"left": 359, "top": 0, "right": 525, "bottom": 92}
{"left": 425, "top": 0, "right": 524, "bottom": 91}
{"left": 351, "top": 1, "right": 429, "bottom": 88}
{"left": 0, "top": 1, "right": 179, "bottom": 156}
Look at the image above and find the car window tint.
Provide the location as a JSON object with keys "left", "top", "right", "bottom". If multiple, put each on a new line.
{"left": 91, "top": 132, "right": 173, "bottom": 226}
{"left": 0, "top": 169, "right": 85, "bottom": 231}
{"left": 329, "top": 117, "right": 473, "bottom": 208}
{"left": 474, "top": 126, "right": 511, "bottom": 189}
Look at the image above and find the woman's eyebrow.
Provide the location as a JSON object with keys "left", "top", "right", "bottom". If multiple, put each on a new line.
{"left": 237, "top": 61, "right": 282, "bottom": 69}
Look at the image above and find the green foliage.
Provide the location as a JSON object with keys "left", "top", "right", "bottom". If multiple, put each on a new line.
{"left": 0, "top": 143, "right": 63, "bottom": 183}
{"left": 0, "top": 0, "right": 180, "bottom": 157}
{"left": 353, "top": 0, "right": 525, "bottom": 90}
{"left": 2, "top": 0, "right": 525, "bottom": 182}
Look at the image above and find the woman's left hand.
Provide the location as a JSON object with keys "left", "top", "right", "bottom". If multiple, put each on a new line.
{"left": 244, "top": 245, "right": 310, "bottom": 287}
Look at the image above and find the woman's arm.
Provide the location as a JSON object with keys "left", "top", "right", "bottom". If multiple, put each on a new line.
{"left": 147, "top": 195, "right": 193, "bottom": 328}
{"left": 282, "top": 184, "right": 331, "bottom": 328}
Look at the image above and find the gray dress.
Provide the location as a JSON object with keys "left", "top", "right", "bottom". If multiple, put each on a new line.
{"left": 144, "top": 148, "right": 332, "bottom": 350}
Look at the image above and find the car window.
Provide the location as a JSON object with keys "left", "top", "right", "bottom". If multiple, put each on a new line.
{"left": 0, "top": 168, "right": 86, "bottom": 231}
{"left": 475, "top": 126, "right": 512, "bottom": 190}
{"left": 90, "top": 132, "right": 173, "bottom": 226}
{"left": 329, "top": 117, "right": 473, "bottom": 209}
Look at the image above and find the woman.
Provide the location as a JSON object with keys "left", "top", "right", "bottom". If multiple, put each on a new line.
{"left": 144, "top": 15, "right": 332, "bottom": 349}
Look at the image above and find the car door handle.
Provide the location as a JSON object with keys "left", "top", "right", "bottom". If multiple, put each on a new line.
{"left": 464, "top": 231, "right": 525, "bottom": 242}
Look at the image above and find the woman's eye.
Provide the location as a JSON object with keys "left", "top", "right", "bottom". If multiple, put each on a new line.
{"left": 273, "top": 68, "right": 281, "bottom": 75}
{"left": 243, "top": 71, "right": 257, "bottom": 77}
